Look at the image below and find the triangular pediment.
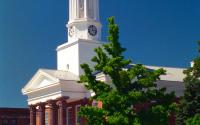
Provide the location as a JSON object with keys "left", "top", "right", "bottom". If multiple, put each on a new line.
{"left": 22, "top": 69, "right": 59, "bottom": 94}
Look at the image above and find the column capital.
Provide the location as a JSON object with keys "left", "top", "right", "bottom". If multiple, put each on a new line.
{"left": 37, "top": 102, "right": 46, "bottom": 112}
{"left": 56, "top": 97, "right": 68, "bottom": 125}
{"left": 56, "top": 96, "right": 69, "bottom": 107}
{"left": 47, "top": 100, "right": 58, "bottom": 109}
{"left": 35, "top": 102, "right": 46, "bottom": 125}
{"left": 29, "top": 105, "right": 36, "bottom": 125}
{"left": 29, "top": 105, "right": 36, "bottom": 112}
{"left": 37, "top": 102, "right": 46, "bottom": 106}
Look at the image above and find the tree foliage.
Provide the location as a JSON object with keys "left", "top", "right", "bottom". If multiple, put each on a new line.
{"left": 79, "top": 17, "right": 176, "bottom": 125}
{"left": 176, "top": 42, "right": 200, "bottom": 125}
{"left": 186, "top": 114, "right": 200, "bottom": 125}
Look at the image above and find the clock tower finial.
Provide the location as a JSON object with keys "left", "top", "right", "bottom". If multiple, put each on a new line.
{"left": 67, "top": 0, "right": 101, "bottom": 43}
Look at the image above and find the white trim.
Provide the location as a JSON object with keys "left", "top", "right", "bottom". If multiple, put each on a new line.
{"left": 23, "top": 82, "right": 60, "bottom": 95}
{"left": 22, "top": 69, "right": 59, "bottom": 94}
{"left": 76, "top": 105, "right": 81, "bottom": 125}
{"left": 28, "top": 91, "right": 61, "bottom": 101}
{"left": 56, "top": 39, "right": 102, "bottom": 51}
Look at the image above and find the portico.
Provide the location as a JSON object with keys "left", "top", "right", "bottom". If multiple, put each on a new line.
{"left": 22, "top": 69, "right": 91, "bottom": 125}
{"left": 29, "top": 97, "right": 89, "bottom": 125}
{"left": 29, "top": 97, "right": 67, "bottom": 125}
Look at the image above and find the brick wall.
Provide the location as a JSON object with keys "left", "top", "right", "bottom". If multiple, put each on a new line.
{"left": 0, "top": 108, "right": 29, "bottom": 125}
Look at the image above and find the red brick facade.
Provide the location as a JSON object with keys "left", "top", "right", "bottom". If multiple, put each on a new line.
{"left": 0, "top": 108, "right": 29, "bottom": 125}
{"left": 30, "top": 97, "right": 88, "bottom": 125}
{"left": 29, "top": 97, "right": 176, "bottom": 125}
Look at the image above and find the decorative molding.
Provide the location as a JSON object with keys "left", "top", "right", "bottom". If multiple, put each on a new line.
{"left": 56, "top": 38, "right": 102, "bottom": 51}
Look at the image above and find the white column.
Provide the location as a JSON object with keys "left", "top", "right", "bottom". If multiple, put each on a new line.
{"left": 76, "top": 0, "right": 80, "bottom": 19}
{"left": 71, "top": 0, "right": 73, "bottom": 20}
{"left": 71, "top": 0, "right": 74, "bottom": 20}
{"left": 84, "top": 0, "right": 88, "bottom": 18}
{"left": 74, "top": 0, "right": 77, "bottom": 19}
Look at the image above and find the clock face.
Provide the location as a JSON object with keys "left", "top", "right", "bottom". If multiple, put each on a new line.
{"left": 88, "top": 25, "right": 97, "bottom": 36}
{"left": 69, "top": 26, "right": 74, "bottom": 37}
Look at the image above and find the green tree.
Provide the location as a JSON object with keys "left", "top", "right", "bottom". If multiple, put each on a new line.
{"left": 176, "top": 42, "right": 200, "bottom": 125}
{"left": 186, "top": 114, "right": 200, "bottom": 125}
{"left": 79, "top": 17, "right": 176, "bottom": 125}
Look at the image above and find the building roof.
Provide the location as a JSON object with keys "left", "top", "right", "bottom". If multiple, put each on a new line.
{"left": 22, "top": 69, "right": 80, "bottom": 94}
{"left": 95, "top": 64, "right": 186, "bottom": 82}
{"left": 22, "top": 65, "right": 186, "bottom": 104}
{"left": 94, "top": 65, "right": 186, "bottom": 96}
{"left": 145, "top": 65, "right": 185, "bottom": 82}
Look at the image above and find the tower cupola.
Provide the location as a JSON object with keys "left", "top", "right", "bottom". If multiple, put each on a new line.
{"left": 69, "top": 0, "right": 100, "bottom": 22}
{"left": 67, "top": 0, "right": 101, "bottom": 43}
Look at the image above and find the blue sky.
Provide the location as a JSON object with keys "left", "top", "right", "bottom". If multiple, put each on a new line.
{"left": 0, "top": 0, "right": 200, "bottom": 107}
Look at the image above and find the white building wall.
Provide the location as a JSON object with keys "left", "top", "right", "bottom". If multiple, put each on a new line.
{"left": 78, "top": 40, "right": 102, "bottom": 75}
{"left": 57, "top": 42, "right": 79, "bottom": 76}
{"left": 57, "top": 40, "right": 101, "bottom": 76}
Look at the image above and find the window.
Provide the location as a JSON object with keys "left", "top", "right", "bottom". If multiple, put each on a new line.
{"left": 67, "top": 107, "right": 73, "bottom": 125}
{"left": 76, "top": 105, "right": 81, "bottom": 125}
{"left": 10, "top": 119, "right": 17, "bottom": 125}
{"left": 2, "top": 119, "right": 8, "bottom": 125}
{"left": 66, "top": 64, "right": 70, "bottom": 70}
{"left": 45, "top": 111, "right": 49, "bottom": 125}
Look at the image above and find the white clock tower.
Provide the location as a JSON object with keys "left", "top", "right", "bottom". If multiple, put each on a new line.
{"left": 57, "top": 0, "right": 102, "bottom": 76}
